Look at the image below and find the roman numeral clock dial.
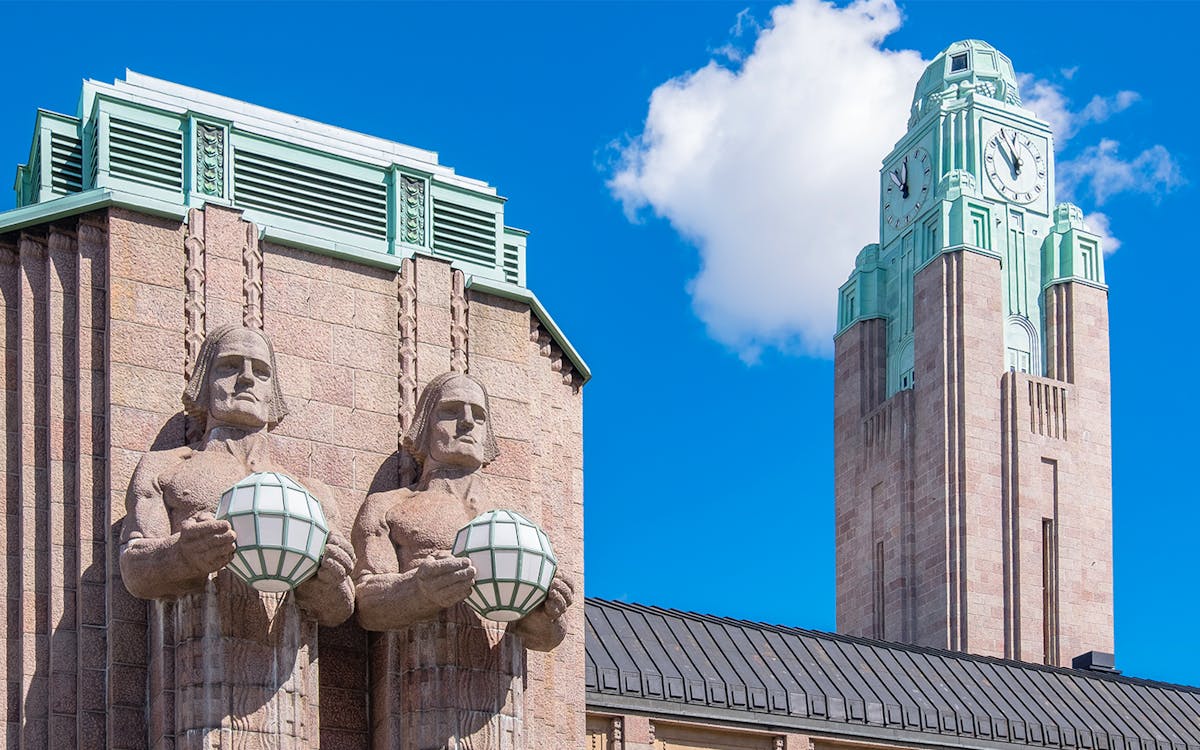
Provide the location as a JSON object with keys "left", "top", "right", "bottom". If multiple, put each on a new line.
{"left": 984, "top": 127, "right": 1046, "bottom": 204}
{"left": 883, "top": 147, "right": 931, "bottom": 230}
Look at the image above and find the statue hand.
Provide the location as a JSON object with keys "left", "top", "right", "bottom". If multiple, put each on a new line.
{"left": 315, "top": 530, "right": 355, "bottom": 584}
{"left": 178, "top": 512, "right": 237, "bottom": 576}
{"left": 541, "top": 571, "right": 575, "bottom": 622}
{"left": 414, "top": 555, "right": 476, "bottom": 609}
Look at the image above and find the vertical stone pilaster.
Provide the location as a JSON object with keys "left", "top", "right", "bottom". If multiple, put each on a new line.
{"left": 0, "top": 236, "right": 16, "bottom": 747}
{"left": 74, "top": 213, "right": 108, "bottom": 749}
{"left": 17, "top": 232, "right": 49, "bottom": 749}
{"left": 1000, "top": 370, "right": 1021, "bottom": 659}
{"left": 45, "top": 225, "right": 79, "bottom": 749}
{"left": 1040, "top": 281, "right": 1113, "bottom": 663}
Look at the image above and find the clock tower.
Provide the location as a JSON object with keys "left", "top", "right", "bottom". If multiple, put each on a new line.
{"left": 834, "top": 40, "right": 1112, "bottom": 666}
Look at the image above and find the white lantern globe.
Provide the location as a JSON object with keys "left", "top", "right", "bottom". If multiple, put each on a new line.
{"left": 215, "top": 472, "right": 329, "bottom": 593}
{"left": 451, "top": 509, "right": 557, "bottom": 622}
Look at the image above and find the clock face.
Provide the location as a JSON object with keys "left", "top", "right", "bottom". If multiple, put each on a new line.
{"left": 883, "top": 147, "right": 932, "bottom": 230}
{"left": 984, "top": 127, "right": 1046, "bottom": 204}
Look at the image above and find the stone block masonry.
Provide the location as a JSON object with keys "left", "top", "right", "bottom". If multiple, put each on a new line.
{"left": 0, "top": 202, "right": 585, "bottom": 749}
{"left": 835, "top": 249, "right": 1113, "bottom": 666}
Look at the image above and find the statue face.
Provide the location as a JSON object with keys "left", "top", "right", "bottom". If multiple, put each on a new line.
{"left": 207, "top": 328, "right": 274, "bottom": 430}
{"left": 427, "top": 376, "right": 488, "bottom": 470}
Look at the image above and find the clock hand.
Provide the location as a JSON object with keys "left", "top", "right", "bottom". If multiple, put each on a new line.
{"left": 889, "top": 171, "right": 903, "bottom": 189}
{"left": 900, "top": 158, "right": 909, "bottom": 198}
{"left": 996, "top": 138, "right": 1014, "bottom": 170}
{"left": 1009, "top": 131, "right": 1022, "bottom": 176}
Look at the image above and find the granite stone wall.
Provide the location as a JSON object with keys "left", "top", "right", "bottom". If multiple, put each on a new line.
{"left": 0, "top": 202, "right": 585, "bottom": 749}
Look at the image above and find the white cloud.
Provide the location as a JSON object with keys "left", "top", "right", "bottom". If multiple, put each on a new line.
{"left": 711, "top": 8, "right": 763, "bottom": 63}
{"left": 610, "top": 3, "right": 1174, "bottom": 358}
{"left": 1058, "top": 139, "right": 1183, "bottom": 206}
{"left": 1019, "top": 75, "right": 1139, "bottom": 148}
{"left": 1018, "top": 75, "right": 1178, "bottom": 250}
{"left": 609, "top": 0, "right": 925, "bottom": 358}
{"left": 1082, "top": 211, "right": 1121, "bottom": 255}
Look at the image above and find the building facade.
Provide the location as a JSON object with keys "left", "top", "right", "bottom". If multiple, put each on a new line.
{"left": 833, "top": 40, "right": 1112, "bottom": 666}
{"left": 2, "top": 72, "right": 588, "bottom": 749}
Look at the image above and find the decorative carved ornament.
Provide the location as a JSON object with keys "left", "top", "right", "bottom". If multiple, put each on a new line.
{"left": 397, "top": 258, "right": 418, "bottom": 478}
{"left": 451, "top": 269, "right": 468, "bottom": 373}
{"left": 195, "top": 122, "right": 225, "bottom": 197}
{"left": 401, "top": 174, "right": 426, "bottom": 246}
{"left": 183, "top": 208, "right": 206, "bottom": 381}
{"left": 242, "top": 222, "right": 263, "bottom": 329}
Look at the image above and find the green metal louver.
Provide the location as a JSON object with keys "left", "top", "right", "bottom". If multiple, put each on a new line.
{"left": 502, "top": 242, "right": 521, "bottom": 285}
{"left": 108, "top": 117, "right": 184, "bottom": 193}
{"left": 49, "top": 133, "right": 83, "bottom": 195}
{"left": 432, "top": 197, "right": 499, "bottom": 268}
{"left": 25, "top": 139, "right": 41, "bottom": 205}
{"left": 233, "top": 148, "right": 387, "bottom": 240}
{"left": 85, "top": 121, "right": 98, "bottom": 189}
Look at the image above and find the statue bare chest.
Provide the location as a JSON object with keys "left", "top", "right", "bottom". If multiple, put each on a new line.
{"left": 159, "top": 450, "right": 256, "bottom": 529}
{"left": 387, "top": 489, "right": 475, "bottom": 565}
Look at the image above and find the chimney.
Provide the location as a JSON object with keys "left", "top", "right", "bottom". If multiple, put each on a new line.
{"left": 1072, "top": 651, "right": 1120, "bottom": 675}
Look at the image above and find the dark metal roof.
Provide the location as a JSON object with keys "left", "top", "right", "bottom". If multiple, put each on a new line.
{"left": 585, "top": 599, "right": 1200, "bottom": 750}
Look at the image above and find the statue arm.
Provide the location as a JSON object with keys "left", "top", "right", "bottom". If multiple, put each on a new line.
{"left": 294, "top": 479, "right": 355, "bottom": 627}
{"left": 119, "top": 452, "right": 230, "bottom": 599}
{"left": 352, "top": 493, "right": 473, "bottom": 631}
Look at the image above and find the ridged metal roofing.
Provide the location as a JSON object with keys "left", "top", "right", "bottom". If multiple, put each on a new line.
{"left": 585, "top": 599, "right": 1200, "bottom": 750}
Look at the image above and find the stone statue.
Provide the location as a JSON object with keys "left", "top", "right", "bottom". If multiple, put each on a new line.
{"left": 354, "top": 371, "right": 574, "bottom": 748}
{"left": 119, "top": 324, "right": 356, "bottom": 747}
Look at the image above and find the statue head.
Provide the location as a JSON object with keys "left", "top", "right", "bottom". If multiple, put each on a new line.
{"left": 183, "top": 324, "right": 289, "bottom": 431}
{"left": 405, "top": 372, "right": 499, "bottom": 472}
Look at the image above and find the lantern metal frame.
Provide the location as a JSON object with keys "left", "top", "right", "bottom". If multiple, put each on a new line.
{"left": 452, "top": 509, "right": 557, "bottom": 622}
{"left": 215, "top": 472, "right": 330, "bottom": 593}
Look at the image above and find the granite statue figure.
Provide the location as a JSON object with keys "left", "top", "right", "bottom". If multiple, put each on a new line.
{"left": 353, "top": 371, "right": 574, "bottom": 748}
{"left": 119, "top": 323, "right": 355, "bottom": 747}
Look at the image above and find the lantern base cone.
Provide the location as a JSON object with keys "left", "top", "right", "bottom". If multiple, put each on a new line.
{"left": 252, "top": 579, "right": 293, "bottom": 593}
{"left": 483, "top": 609, "right": 523, "bottom": 622}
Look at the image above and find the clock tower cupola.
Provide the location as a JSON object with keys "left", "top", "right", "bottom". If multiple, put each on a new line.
{"left": 834, "top": 41, "right": 1113, "bottom": 666}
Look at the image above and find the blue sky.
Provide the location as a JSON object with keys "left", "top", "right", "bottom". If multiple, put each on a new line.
{"left": 1, "top": 1, "right": 1196, "bottom": 686}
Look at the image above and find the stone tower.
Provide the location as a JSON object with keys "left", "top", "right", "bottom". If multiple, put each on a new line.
{"left": 834, "top": 41, "right": 1112, "bottom": 666}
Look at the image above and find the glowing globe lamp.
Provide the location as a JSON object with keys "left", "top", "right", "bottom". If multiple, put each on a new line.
{"left": 215, "top": 472, "right": 329, "bottom": 593}
{"left": 451, "top": 509, "right": 558, "bottom": 622}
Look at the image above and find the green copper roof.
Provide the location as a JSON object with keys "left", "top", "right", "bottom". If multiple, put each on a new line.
{"left": 909, "top": 40, "right": 1020, "bottom": 127}
{"left": 3, "top": 71, "right": 588, "bottom": 381}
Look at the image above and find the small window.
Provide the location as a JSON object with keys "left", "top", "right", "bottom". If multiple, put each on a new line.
{"left": 950, "top": 53, "right": 969, "bottom": 73}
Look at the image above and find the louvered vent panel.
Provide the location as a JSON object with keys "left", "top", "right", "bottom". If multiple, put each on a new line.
{"left": 233, "top": 150, "right": 387, "bottom": 239}
{"left": 28, "top": 140, "right": 42, "bottom": 201}
{"left": 86, "top": 124, "right": 98, "bottom": 188}
{"left": 109, "top": 118, "right": 184, "bottom": 192}
{"left": 50, "top": 133, "right": 83, "bottom": 194}
{"left": 432, "top": 199, "right": 497, "bottom": 267}
{"left": 502, "top": 243, "right": 520, "bottom": 285}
